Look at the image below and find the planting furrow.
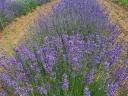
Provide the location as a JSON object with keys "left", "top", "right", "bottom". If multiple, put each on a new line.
{"left": 97, "top": 0, "right": 128, "bottom": 42}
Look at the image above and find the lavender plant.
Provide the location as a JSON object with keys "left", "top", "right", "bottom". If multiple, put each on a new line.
{"left": 0, "top": 33, "right": 127, "bottom": 96}
{"left": 0, "top": 0, "right": 49, "bottom": 30}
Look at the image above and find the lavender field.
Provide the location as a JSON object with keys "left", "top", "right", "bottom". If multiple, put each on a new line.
{"left": 0, "top": 0, "right": 128, "bottom": 96}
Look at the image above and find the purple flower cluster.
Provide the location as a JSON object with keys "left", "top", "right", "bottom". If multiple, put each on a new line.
{"left": 0, "top": 32, "right": 125, "bottom": 95}
{"left": 61, "top": 73, "right": 68, "bottom": 91}
{"left": 37, "top": 37, "right": 56, "bottom": 74}
{"left": 85, "top": 70, "right": 95, "bottom": 85}
{"left": 107, "top": 82, "right": 119, "bottom": 96}
{"left": 29, "top": 0, "right": 128, "bottom": 95}
{"left": 83, "top": 86, "right": 91, "bottom": 96}
{"left": 0, "top": 34, "right": 85, "bottom": 95}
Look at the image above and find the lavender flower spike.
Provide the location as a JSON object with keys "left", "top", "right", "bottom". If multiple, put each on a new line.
{"left": 61, "top": 73, "right": 69, "bottom": 91}
{"left": 83, "top": 86, "right": 91, "bottom": 96}
{"left": 85, "top": 71, "right": 94, "bottom": 85}
{"left": 107, "top": 82, "right": 119, "bottom": 96}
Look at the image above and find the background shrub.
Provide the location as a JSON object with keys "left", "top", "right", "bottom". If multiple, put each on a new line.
{"left": 0, "top": 0, "right": 49, "bottom": 31}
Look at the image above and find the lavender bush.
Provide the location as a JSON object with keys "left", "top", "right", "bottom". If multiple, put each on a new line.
{"left": 0, "top": 0, "right": 128, "bottom": 96}
{"left": 0, "top": 0, "right": 49, "bottom": 30}
{"left": 0, "top": 34, "right": 127, "bottom": 96}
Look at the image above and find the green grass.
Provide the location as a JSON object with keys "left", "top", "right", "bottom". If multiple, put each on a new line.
{"left": 111, "top": 0, "right": 128, "bottom": 9}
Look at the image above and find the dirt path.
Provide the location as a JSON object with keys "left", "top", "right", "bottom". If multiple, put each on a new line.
{"left": 98, "top": 0, "right": 128, "bottom": 42}
{"left": 0, "top": 0, "right": 59, "bottom": 55}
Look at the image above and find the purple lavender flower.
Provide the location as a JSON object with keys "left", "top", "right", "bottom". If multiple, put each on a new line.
{"left": 104, "top": 44, "right": 121, "bottom": 70}
{"left": 0, "top": 90, "right": 6, "bottom": 96}
{"left": 65, "top": 34, "right": 85, "bottom": 72}
{"left": 114, "top": 67, "right": 124, "bottom": 81}
{"left": 85, "top": 71, "right": 94, "bottom": 85}
{"left": 43, "top": 63, "right": 53, "bottom": 74}
{"left": 37, "top": 83, "right": 48, "bottom": 95}
{"left": 9, "top": 56, "right": 17, "bottom": 65}
{"left": 83, "top": 86, "right": 91, "bottom": 96}
{"left": 15, "top": 86, "right": 28, "bottom": 96}
{"left": 17, "top": 63, "right": 23, "bottom": 71}
{"left": 104, "top": 61, "right": 111, "bottom": 71}
{"left": 38, "top": 86, "right": 44, "bottom": 94}
{"left": 39, "top": 47, "right": 56, "bottom": 74}
{"left": 61, "top": 73, "right": 69, "bottom": 91}
{"left": 107, "top": 82, "right": 119, "bottom": 96}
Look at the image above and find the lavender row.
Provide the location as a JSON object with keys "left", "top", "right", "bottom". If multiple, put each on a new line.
{"left": 0, "top": 0, "right": 49, "bottom": 30}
